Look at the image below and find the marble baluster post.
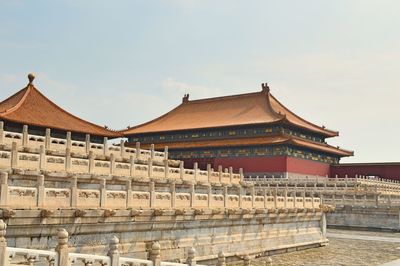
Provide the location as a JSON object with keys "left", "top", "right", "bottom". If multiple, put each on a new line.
{"left": 85, "top": 134, "right": 91, "bottom": 155}
{"left": 103, "top": 137, "right": 109, "bottom": 156}
{"left": 120, "top": 139, "right": 125, "bottom": 158}
{"left": 149, "top": 242, "right": 161, "bottom": 266}
{"left": 45, "top": 128, "right": 51, "bottom": 150}
{"left": 148, "top": 158, "right": 153, "bottom": 178}
{"left": 110, "top": 153, "right": 115, "bottom": 175}
{"left": 150, "top": 181, "right": 155, "bottom": 208}
{"left": 88, "top": 151, "right": 94, "bottom": 174}
{"left": 130, "top": 155, "right": 136, "bottom": 177}
{"left": 126, "top": 180, "right": 132, "bottom": 208}
{"left": 39, "top": 145, "right": 46, "bottom": 171}
{"left": 70, "top": 177, "right": 78, "bottom": 208}
{"left": 108, "top": 236, "right": 120, "bottom": 266}
{"left": 37, "top": 175, "right": 45, "bottom": 207}
{"left": 164, "top": 159, "right": 169, "bottom": 179}
{"left": 223, "top": 185, "right": 228, "bottom": 208}
{"left": 207, "top": 185, "right": 212, "bottom": 208}
{"left": 65, "top": 148, "right": 71, "bottom": 172}
{"left": 150, "top": 144, "right": 155, "bottom": 160}
{"left": 190, "top": 183, "right": 196, "bottom": 207}
{"left": 207, "top": 164, "right": 212, "bottom": 183}
{"left": 164, "top": 146, "right": 168, "bottom": 161}
{"left": 11, "top": 142, "right": 18, "bottom": 168}
{"left": 193, "top": 162, "right": 198, "bottom": 182}
{"left": 22, "top": 125, "right": 28, "bottom": 147}
{"left": 0, "top": 172, "right": 8, "bottom": 207}
{"left": 0, "top": 121, "right": 4, "bottom": 144}
{"left": 179, "top": 161, "right": 184, "bottom": 180}
{"left": 0, "top": 220, "right": 6, "bottom": 266}
{"left": 100, "top": 179, "right": 107, "bottom": 208}
{"left": 218, "top": 165, "right": 223, "bottom": 183}
{"left": 135, "top": 142, "right": 140, "bottom": 160}
{"left": 170, "top": 181, "right": 176, "bottom": 208}
{"left": 66, "top": 132, "right": 72, "bottom": 151}
{"left": 56, "top": 228, "right": 69, "bottom": 266}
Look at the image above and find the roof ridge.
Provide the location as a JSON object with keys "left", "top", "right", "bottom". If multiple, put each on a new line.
{"left": 186, "top": 91, "right": 262, "bottom": 103}
{"left": 29, "top": 86, "right": 121, "bottom": 135}
{"left": 0, "top": 79, "right": 121, "bottom": 137}
{"left": 121, "top": 102, "right": 185, "bottom": 134}
{"left": 0, "top": 85, "right": 30, "bottom": 114}
{"left": 121, "top": 90, "right": 285, "bottom": 135}
{"left": 269, "top": 93, "right": 339, "bottom": 137}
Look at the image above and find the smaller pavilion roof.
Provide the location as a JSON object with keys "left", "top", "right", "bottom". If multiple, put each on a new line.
{"left": 123, "top": 83, "right": 338, "bottom": 137}
{"left": 0, "top": 74, "right": 121, "bottom": 138}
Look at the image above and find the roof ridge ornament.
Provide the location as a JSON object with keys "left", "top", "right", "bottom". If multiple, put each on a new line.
{"left": 28, "top": 73, "right": 35, "bottom": 85}
{"left": 261, "top": 82, "right": 270, "bottom": 93}
{"left": 182, "top": 93, "right": 190, "bottom": 103}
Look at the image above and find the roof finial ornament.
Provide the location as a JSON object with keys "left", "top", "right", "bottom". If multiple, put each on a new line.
{"left": 261, "top": 82, "right": 270, "bottom": 93}
{"left": 28, "top": 73, "right": 35, "bottom": 85}
{"left": 182, "top": 93, "right": 190, "bottom": 103}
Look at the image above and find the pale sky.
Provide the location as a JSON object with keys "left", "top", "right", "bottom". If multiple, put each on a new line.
{"left": 0, "top": 0, "right": 399, "bottom": 163}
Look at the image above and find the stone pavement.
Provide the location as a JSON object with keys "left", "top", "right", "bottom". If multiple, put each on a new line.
{"left": 229, "top": 229, "right": 400, "bottom": 266}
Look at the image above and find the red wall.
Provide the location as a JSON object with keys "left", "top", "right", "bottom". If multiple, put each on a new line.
{"left": 286, "top": 157, "right": 331, "bottom": 177}
{"left": 182, "top": 156, "right": 400, "bottom": 180}
{"left": 331, "top": 164, "right": 400, "bottom": 181}
{"left": 210, "top": 156, "right": 330, "bottom": 176}
{"left": 213, "top": 156, "right": 287, "bottom": 173}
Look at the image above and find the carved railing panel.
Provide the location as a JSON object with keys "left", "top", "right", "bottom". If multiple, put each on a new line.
{"left": 155, "top": 192, "right": 172, "bottom": 208}
{"left": 77, "top": 189, "right": 101, "bottom": 208}
{"left": 241, "top": 196, "right": 252, "bottom": 209}
{"left": 0, "top": 151, "right": 11, "bottom": 169}
{"left": 106, "top": 190, "right": 127, "bottom": 209}
{"left": 93, "top": 160, "right": 111, "bottom": 175}
{"left": 3, "top": 132, "right": 23, "bottom": 146}
{"left": 131, "top": 192, "right": 151, "bottom": 209}
{"left": 47, "top": 155, "right": 66, "bottom": 172}
{"left": 69, "top": 253, "right": 111, "bottom": 266}
{"left": 168, "top": 168, "right": 181, "bottom": 180}
{"left": 196, "top": 171, "right": 208, "bottom": 183}
{"left": 70, "top": 159, "right": 89, "bottom": 173}
{"left": 193, "top": 194, "right": 208, "bottom": 208}
{"left": 254, "top": 196, "right": 264, "bottom": 208}
{"left": 8, "top": 186, "right": 37, "bottom": 208}
{"left": 209, "top": 173, "right": 219, "bottom": 184}
{"left": 210, "top": 194, "right": 224, "bottom": 208}
{"left": 226, "top": 195, "right": 239, "bottom": 208}
{"left": 17, "top": 152, "right": 40, "bottom": 170}
{"left": 7, "top": 247, "right": 57, "bottom": 266}
{"left": 152, "top": 166, "right": 165, "bottom": 179}
{"left": 120, "top": 257, "right": 154, "bottom": 266}
{"left": 45, "top": 188, "right": 71, "bottom": 208}
{"left": 220, "top": 173, "right": 230, "bottom": 184}
{"left": 175, "top": 193, "right": 190, "bottom": 208}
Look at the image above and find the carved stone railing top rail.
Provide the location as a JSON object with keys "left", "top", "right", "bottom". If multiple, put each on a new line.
{"left": 244, "top": 176, "right": 400, "bottom": 195}
{"left": 0, "top": 171, "right": 320, "bottom": 211}
{"left": 320, "top": 190, "right": 400, "bottom": 207}
{"left": 0, "top": 141, "right": 243, "bottom": 186}
{"left": 0, "top": 122, "right": 166, "bottom": 162}
{"left": 6, "top": 247, "right": 58, "bottom": 265}
{"left": 0, "top": 221, "right": 201, "bottom": 266}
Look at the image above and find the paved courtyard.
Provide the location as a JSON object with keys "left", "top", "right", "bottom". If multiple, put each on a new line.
{"left": 230, "top": 229, "right": 400, "bottom": 266}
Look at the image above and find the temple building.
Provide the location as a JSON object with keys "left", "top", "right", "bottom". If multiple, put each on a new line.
{"left": 123, "top": 83, "right": 353, "bottom": 177}
{"left": 0, "top": 74, "right": 120, "bottom": 143}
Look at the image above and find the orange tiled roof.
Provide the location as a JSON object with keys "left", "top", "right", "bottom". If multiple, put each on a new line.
{"left": 123, "top": 85, "right": 338, "bottom": 137}
{"left": 134, "top": 135, "right": 353, "bottom": 157}
{"left": 0, "top": 79, "right": 121, "bottom": 138}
